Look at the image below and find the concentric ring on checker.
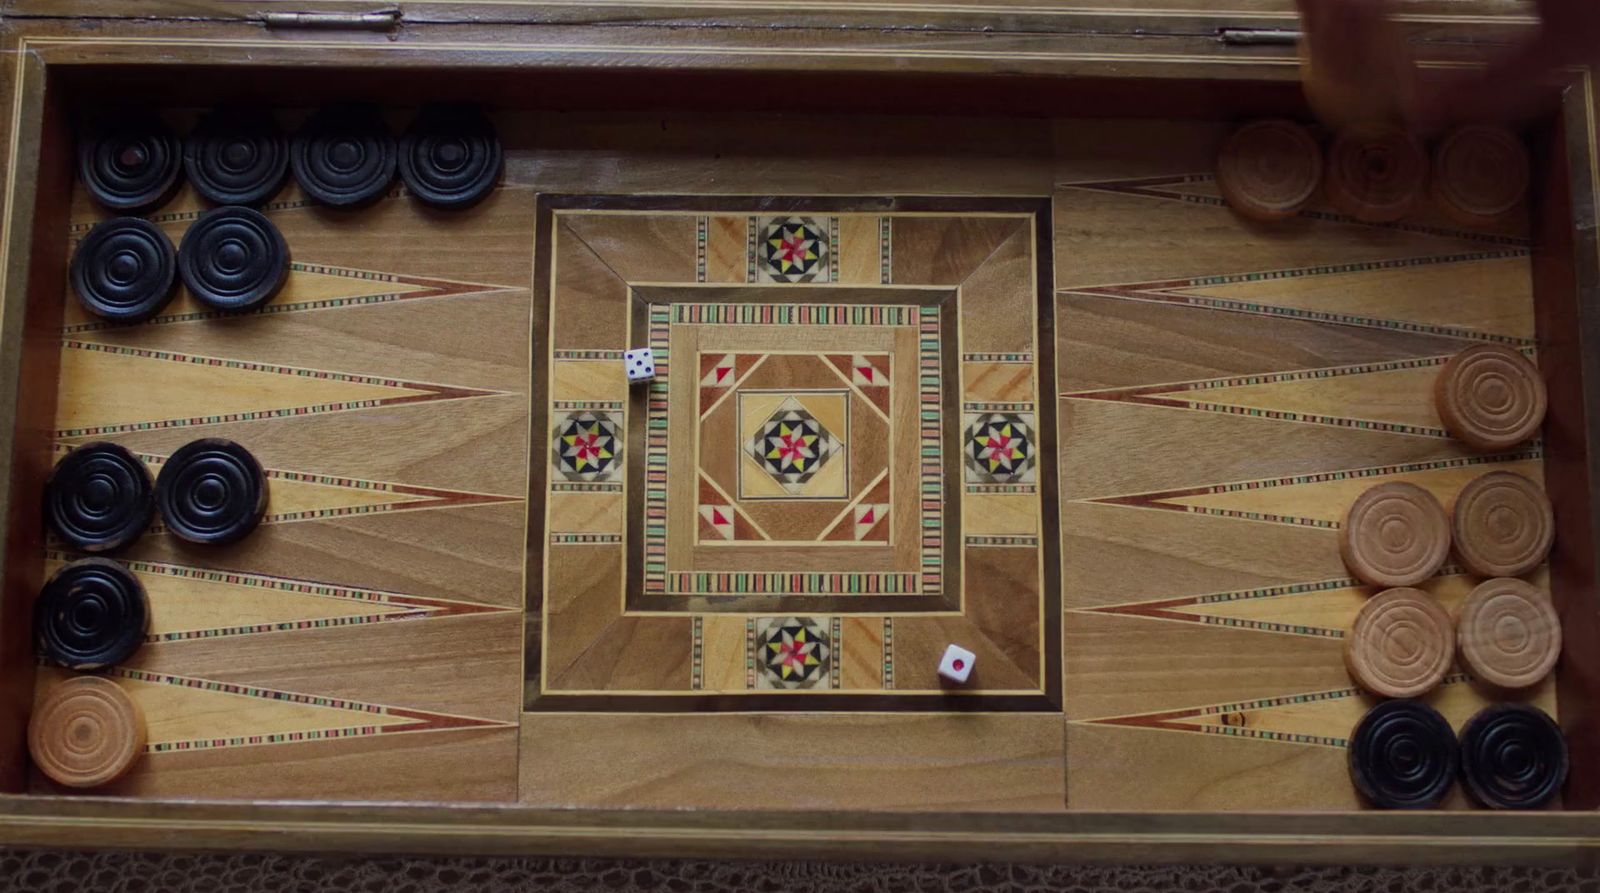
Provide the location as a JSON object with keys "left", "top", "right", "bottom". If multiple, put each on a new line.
{"left": 1456, "top": 578, "right": 1560, "bottom": 691}
{"left": 1348, "top": 698, "right": 1458, "bottom": 809}
{"left": 1451, "top": 471, "right": 1553, "bottom": 578}
{"left": 155, "top": 438, "right": 269, "bottom": 545}
{"left": 1326, "top": 126, "right": 1428, "bottom": 223}
{"left": 28, "top": 676, "right": 146, "bottom": 789}
{"left": 184, "top": 106, "right": 289, "bottom": 207}
{"left": 1345, "top": 586, "right": 1454, "bottom": 698}
{"left": 1432, "top": 124, "right": 1529, "bottom": 228}
{"left": 1340, "top": 481, "right": 1451, "bottom": 588}
{"left": 399, "top": 104, "right": 502, "bottom": 209}
{"left": 1435, "top": 345, "right": 1546, "bottom": 451}
{"left": 43, "top": 442, "right": 154, "bottom": 553}
{"left": 178, "top": 206, "right": 289, "bottom": 312}
{"left": 33, "top": 557, "right": 149, "bottom": 671}
{"left": 1459, "top": 703, "right": 1567, "bottom": 809}
{"left": 1214, "top": 119, "right": 1323, "bottom": 221}
{"left": 69, "top": 217, "right": 178, "bottom": 322}
{"left": 77, "top": 111, "right": 182, "bottom": 213}
{"left": 290, "top": 104, "right": 396, "bottom": 208}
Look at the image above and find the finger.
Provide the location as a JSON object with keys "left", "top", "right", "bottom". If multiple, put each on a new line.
{"left": 1408, "top": 37, "right": 1567, "bottom": 131}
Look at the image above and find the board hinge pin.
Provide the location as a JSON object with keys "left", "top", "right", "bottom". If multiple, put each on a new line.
{"left": 260, "top": 8, "right": 402, "bottom": 34}
{"left": 1217, "top": 28, "right": 1303, "bottom": 46}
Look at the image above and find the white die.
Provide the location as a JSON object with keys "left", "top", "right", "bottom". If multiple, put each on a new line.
{"left": 624, "top": 348, "right": 656, "bottom": 383}
{"left": 938, "top": 643, "right": 975, "bottom": 684}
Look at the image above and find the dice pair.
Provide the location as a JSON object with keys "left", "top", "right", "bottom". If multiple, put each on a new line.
{"left": 621, "top": 346, "right": 974, "bottom": 687}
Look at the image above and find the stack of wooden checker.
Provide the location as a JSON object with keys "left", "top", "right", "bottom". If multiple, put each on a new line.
{"left": 1219, "top": 119, "right": 1566, "bottom": 811}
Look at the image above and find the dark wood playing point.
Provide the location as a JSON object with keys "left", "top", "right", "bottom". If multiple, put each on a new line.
{"left": 1, "top": 0, "right": 1599, "bottom": 866}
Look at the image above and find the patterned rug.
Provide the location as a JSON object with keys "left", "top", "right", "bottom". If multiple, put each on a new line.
{"left": 0, "top": 852, "right": 1594, "bottom": 893}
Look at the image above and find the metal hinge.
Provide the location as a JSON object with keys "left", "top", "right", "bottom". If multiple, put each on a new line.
{"left": 1217, "top": 28, "right": 1303, "bottom": 46}
{"left": 261, "top": 7, "right": 402, "bottom": 33}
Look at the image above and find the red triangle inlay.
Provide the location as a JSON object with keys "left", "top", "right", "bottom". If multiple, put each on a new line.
{"left": 859, "top": 507, "right": 875, "bottom": 525}
{"left": 711, "top": 508, "right": 728, "bottom": 526}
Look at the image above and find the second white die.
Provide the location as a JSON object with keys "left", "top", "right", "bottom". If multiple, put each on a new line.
{"left": 937, "top": 643, "right": 976, "bottom": 684}
{"left": 624, "top": 347, "right": 656, "bottom": 383}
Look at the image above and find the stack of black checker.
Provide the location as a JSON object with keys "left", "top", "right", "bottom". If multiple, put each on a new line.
{"left": 48, "top": 101, "right": 503, "bottom": 673}
{"left": 71, "top": 103, "right": 502, "bottom": 322}
{"left": 38, "top": 439, "right": 269, "bottom": 671}
{"left": 1348, "top": 698, "right": 1568, "bottom": 810}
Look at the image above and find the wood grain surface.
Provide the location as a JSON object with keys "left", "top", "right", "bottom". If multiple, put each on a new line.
{"left": 1057, "top": 115, "right": 1563, "bottom": 810}
{"left": 20, "top": 106, "right": 1564, "bottom": 810}
{"left": 0, "top": 0, "right": 1597, "bottom": 863}
{"left": 33, "top": 174, "right": 533, "bottom": 801}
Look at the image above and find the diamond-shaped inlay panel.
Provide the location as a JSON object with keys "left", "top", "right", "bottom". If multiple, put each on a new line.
{"left": 737, "top": 392, "right": 848, "bottom": 500}
{"left": 744, "top": 398, "right": 841, "bottom": 489}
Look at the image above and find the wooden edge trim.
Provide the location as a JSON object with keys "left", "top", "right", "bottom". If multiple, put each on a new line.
{"left": 1536, "top": 68, "right": 1600, "bottom": 809}
{"left": 0, "top": 40, "right": 59, "bottom": 794}
{"left": 0, "top": 0, "right": 1545, "bottom": 36}
{"left": 2, "top": 800, "right": 1600, "bottom": 864}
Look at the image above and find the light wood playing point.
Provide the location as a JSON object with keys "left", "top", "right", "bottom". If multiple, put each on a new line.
{"left": 2, "top": 0, "right": 1600, "bottom": 866}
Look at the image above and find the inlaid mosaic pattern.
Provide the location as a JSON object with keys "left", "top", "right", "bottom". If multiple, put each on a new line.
{"left": 642, "top": 297, "right": 948, "bottom": 599}
{"left": 530, "top": 197, "right": 1059, "bottom": 710}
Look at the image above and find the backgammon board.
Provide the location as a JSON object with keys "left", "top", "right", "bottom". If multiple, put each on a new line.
{"left": 1, "top": 0, "right": 1599, "bottom": 865}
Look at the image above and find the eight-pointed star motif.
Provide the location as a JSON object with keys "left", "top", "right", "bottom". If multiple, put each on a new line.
{"left": 756, "top": 617, "right": 831, "bottom": 689}
{"left": 758, "top": 216, "right": 828, "bottom": 283}
{"left": 553, "top": 410, "right": 621, "bottom": 482}
{"left": 744, "top": 397, "right": 843, "bottom": 493}
{"left": 963, "top": 412, "right": 1036, "bottom": 485}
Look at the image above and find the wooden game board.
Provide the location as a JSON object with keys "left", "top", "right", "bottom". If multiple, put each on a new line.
{"left": 2, "top": 0, "right": 1600, "bottom": 864}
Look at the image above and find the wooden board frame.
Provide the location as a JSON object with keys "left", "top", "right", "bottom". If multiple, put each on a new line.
{"left": 0, "top": 8, "right": 1598, "bottom": 865}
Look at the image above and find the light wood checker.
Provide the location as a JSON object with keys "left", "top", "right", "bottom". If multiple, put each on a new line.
{"left": 1450, "top": 470, "right": 1555, "bottom": 578}
{"left": 1344, "top": 587, "right": 1454, "bottom": 699}
{"left": 1432, "top": 125, "right": 1531, "bottom": 230}
{"left": 1456, "top": 578, "right": 1562, "bottom": 692}
{"left": 1339, "top": 482, "right": 1452, "bottom": 588}
{"left": 1214, "top": 119, "right": 1322, "bottom": 222}
{"left": 29, "top": 675, "right": 145, "bottom": 789}
{"left": 1435, "top": 343, "right": 1549, "bottom": 451}
{"left": 1324, "top": 127, "right": 1429, "bottom": 224}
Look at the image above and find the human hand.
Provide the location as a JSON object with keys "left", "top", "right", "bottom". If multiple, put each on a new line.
{"left": 1295, "top": 0, "right": 1417, "bottom": 131}
{"left": 1407, "top": 0, "right": 1600, "bottom": 131}
{"left": 1295, "top": 0, "right": 1600, "bottom": 132}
